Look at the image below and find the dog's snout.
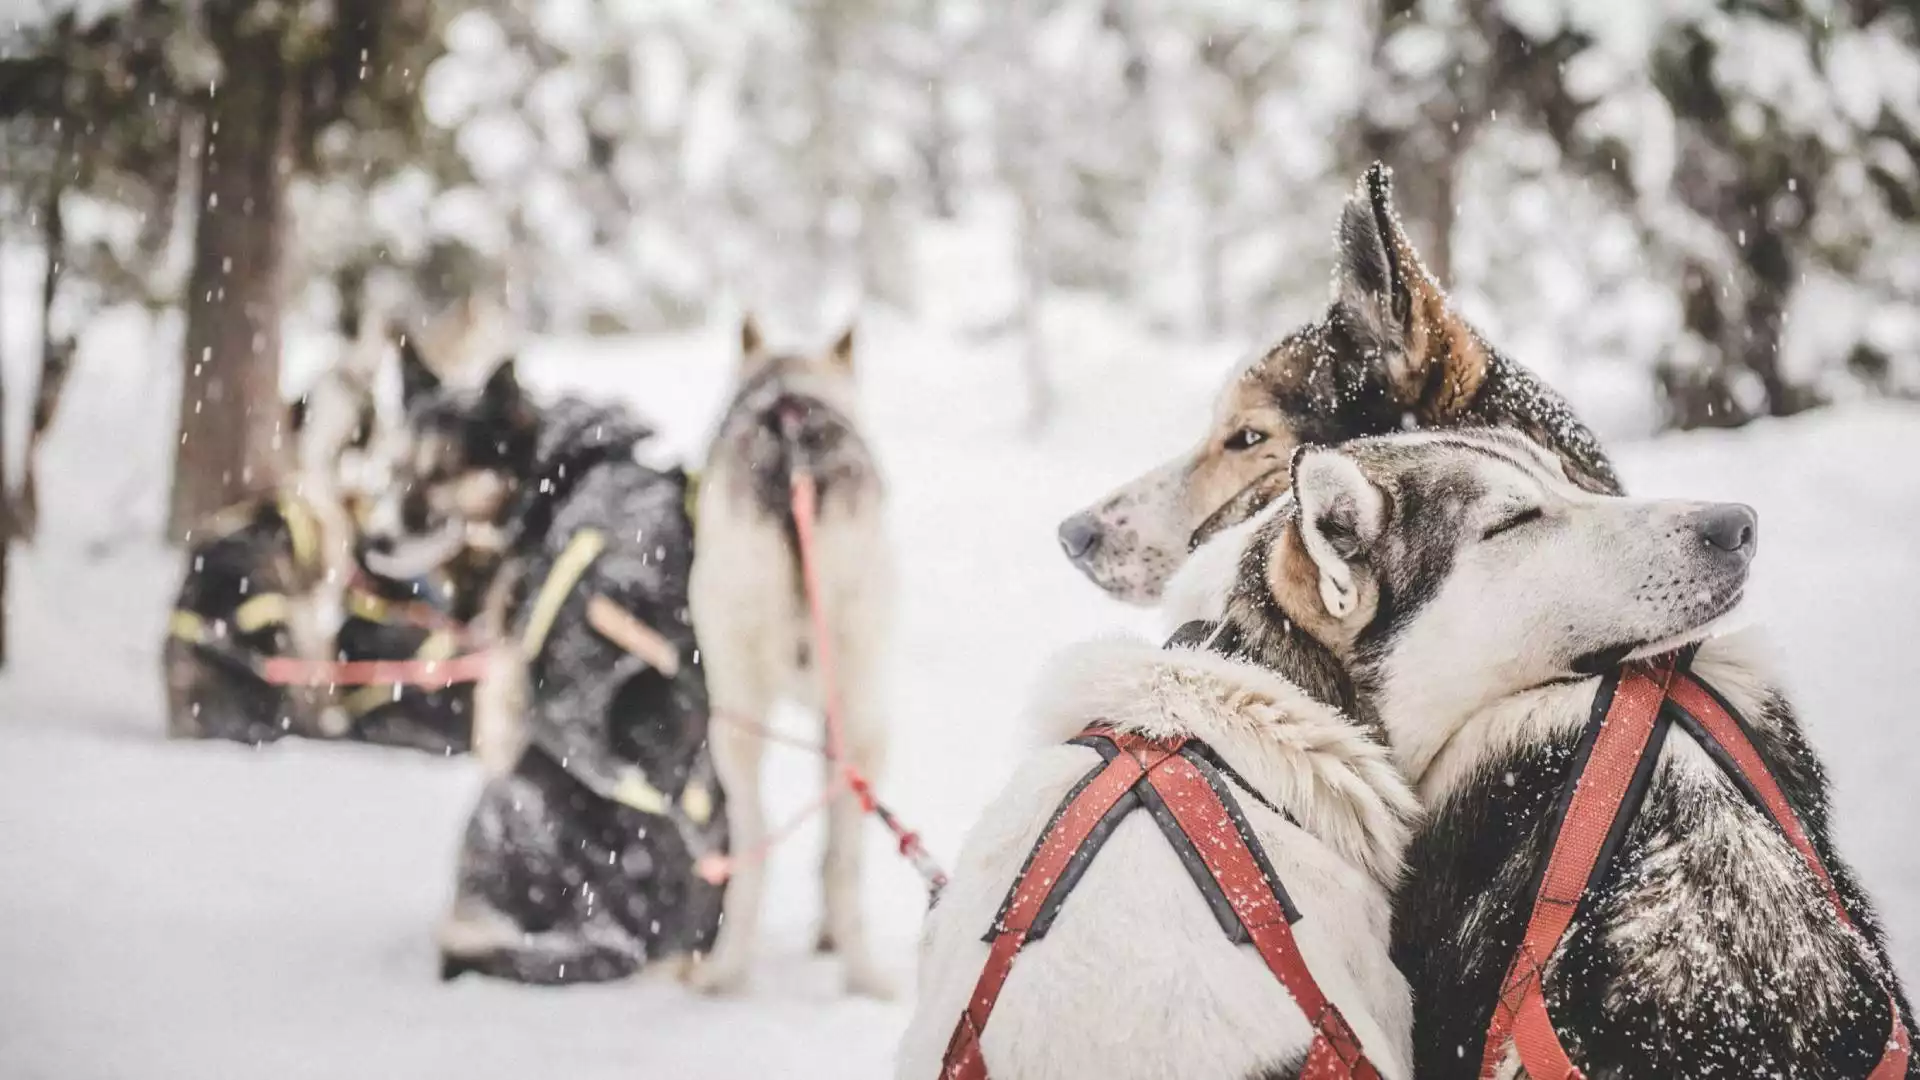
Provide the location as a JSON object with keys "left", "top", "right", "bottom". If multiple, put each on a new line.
{"left": 1057, "top": 513, "right": 1104, "bottom": 562}
{"left": 1691, "top": 503, "right": 1759, "bottom": 558}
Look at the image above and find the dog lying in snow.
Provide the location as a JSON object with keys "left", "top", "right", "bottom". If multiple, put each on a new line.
{"left": 164, "top": 323, "right": 394, "bottom": 744}
{"left": 895, "top": 493, "right": 1421, "bottom": 1076}
{"left": 1171, "top": 429, "right": 1915, "bottom": 1078}
{"left": 1057, "top": 162, "right": 1619, "bottom": 606}
{"left": 688, "top": 319, "right": 896, "bottom": 997}
{"left": 363, "top": 355, "right": 728, "bottom": 984}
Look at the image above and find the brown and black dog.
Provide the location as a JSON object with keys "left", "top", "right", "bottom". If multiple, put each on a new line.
{"left": 1057, "top": 163, "right": 1620, "bottom": 605}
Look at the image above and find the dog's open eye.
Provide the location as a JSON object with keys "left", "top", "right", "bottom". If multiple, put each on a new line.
{"left": 1482, "top": 506, "right": 1544, "bottom": 540}
{"left": 1223, "top": 428, "right": 1267, "bottom": 452}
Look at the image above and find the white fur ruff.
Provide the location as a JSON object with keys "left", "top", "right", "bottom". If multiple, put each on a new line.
{"left": 896, "top": 638, "right": 1416, "bottom": 1080}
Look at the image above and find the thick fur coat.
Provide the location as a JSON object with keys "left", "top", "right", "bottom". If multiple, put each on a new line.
{"left": 1169, "top": 430, "right": 1916, "bottom": 1079}
{"left": 896, "top": 638, "right": 1417, "bottom": 1080}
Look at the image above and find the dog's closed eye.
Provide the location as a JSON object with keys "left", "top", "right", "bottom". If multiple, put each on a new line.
{"left": 1481, "top": 506, "right": 1543, "bottom": 541}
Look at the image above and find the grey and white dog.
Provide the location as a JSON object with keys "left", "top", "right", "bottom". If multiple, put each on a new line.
{"left": 1175, "top": 429, "right": 1914, "bottom": 1078}
{"left": 688, "top": 319, "right": 896, "bottom": 997}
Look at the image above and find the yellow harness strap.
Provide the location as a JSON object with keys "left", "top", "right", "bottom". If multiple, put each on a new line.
{"left": 520, "top": 528, "right": 606, "bottom": 659}
{"left": 611, "top": 772, "right": 713, "bottom": 822}
{"left": 680, "top": 781, "right": 714, "bottom": 824}
{"left": 233, "top": 593, "right": 292, "bottom": 634}
{"left": 169, "top": 610, "right": 211, "bottom": 643}
{"left": 683, "top": 469, "right": 702, "bottom": 527}
{"left": 346, "top": 588, "right": 392, "bottom": 623}
{"left": 342, "top": 684, "right": 399, "bottom": 718}
{"left": 276, "top": 494, "right": 320, "bottom": 570}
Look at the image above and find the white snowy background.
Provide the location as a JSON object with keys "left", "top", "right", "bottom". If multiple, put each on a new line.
{"left": 4, "top": 1, "right": 1920, "bottom": 1077}
{"left": 2, "top": 226, "right": 1918, "bottom": 1077}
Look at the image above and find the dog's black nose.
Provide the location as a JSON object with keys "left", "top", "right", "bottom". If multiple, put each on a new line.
{"left": 1057, "top": 513, "right": 1104, "bottom": 562}
{"left": 1691, "top": 503, "right": 1759, "bottom": 557}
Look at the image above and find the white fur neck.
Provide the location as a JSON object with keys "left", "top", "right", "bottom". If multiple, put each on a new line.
{"left": 1401, "top": 623, "right": 1781, "bottom": 804}
{"left": 1029, "top": 637, "right": 1418, "bottom": 886}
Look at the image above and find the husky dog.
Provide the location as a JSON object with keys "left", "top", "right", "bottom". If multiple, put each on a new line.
{"left": 365, "top": 355, "right": 728, "bottom": 984}
{"left": 1058, "top": 164, "right": 1619, "bottom": 605}
{"left": 688, "top": 319, "right": 895, "bottom": 997}
{"left": 1180, "top": 429, "right": 1913, "bottom": 1078}
{"left": 894, "top": 628, "right": 1418, "bottom": 1079}
{"left": 164, "top": 326, "right": 391, "bottom": 743}
{"left": 326, "top": 337, "right": 490, "bottom": 754}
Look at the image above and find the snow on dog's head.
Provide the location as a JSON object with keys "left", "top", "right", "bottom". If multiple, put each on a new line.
{"left": 1216, "top": 428, "right": 1756, "bottom": 747}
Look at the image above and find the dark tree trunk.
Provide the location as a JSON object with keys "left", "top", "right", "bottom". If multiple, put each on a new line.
{"left": 168, "top": 9, "right": 293, "bottom": 540}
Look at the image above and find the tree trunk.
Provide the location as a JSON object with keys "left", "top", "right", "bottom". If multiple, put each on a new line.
{"left": 1, "top": 232, "right": 10, "bottom": 669}
{"left": 167, "top": 10, "right": 294, "bottom": 541}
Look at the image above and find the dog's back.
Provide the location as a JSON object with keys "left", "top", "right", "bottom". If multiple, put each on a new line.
{"left": 898, "top": 639, "right": 1414, "bottom": 1080}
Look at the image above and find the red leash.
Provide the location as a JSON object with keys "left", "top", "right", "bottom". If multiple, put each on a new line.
{"left": 258, "top": 650, "right": 493, "bottom": 688}
{"left": 696, "top": 461, "right": 950, "bottom": 900}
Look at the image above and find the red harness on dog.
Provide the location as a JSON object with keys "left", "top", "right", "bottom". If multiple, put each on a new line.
{"left": 939, "top": 726, "right": 1382, "bottom": 1080}
{"left": 1479, "top": 653, "right": 1912, "bottom": 1080}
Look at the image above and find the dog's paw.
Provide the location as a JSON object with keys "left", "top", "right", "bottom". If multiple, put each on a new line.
{"left": 843, "top": 958, "right": 896, "bottom": 1001}
{"left": 683, "top": 954, "right": 751, "bottom": 996}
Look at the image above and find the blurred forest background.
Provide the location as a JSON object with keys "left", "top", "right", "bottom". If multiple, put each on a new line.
{"left": 2, "top": 0, "right": 1919, "bottom": 561}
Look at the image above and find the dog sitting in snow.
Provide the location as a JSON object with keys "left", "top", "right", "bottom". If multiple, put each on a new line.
{"left": 1057, "top": 162, "right": 1620, "bottom": 606}
{"left": 687, "top": 319, "right": 896, "bottom": 997}
{"left": 164, "top": 322, "right": 393, "bottom": 744}
{"left": 897, "top": 449, "right": 1453, "bottom": 1079}
{"left": 363, "top": 354, "right": 728, "bottom": 984}
{"left": 1172, "top": 429, "right": 1915, "bottom": 1078}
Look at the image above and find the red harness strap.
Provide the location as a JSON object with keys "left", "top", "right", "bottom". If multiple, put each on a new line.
{"left": 1479, "top": 656, "right": 1912, "bottom": 1080}
{"left": 939, "top": 727, "right": 1381, "bottom": 1080}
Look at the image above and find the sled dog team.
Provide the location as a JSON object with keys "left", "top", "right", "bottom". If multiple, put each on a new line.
{"left": 165, "top": 165, "right": 1914, "bottom": 1079}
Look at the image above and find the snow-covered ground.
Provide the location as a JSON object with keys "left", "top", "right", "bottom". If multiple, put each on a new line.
{"left": 2, "top": 304, "right": 1917, "bottom": 1079}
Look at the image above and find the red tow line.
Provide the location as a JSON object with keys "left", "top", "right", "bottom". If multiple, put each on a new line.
{"left": 697, "top": 462, "right": 950, "bottom": 901}
{"left": 258, "top": 650, "right": 493, "bottom": 689}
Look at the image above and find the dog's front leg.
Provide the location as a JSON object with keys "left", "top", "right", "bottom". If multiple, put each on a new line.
{"left": 686, "top": 680, "right": 769, "bottom": 996}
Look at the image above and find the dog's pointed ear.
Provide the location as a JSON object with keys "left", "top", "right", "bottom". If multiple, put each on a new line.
{"left": 1289, "top": 444, "right": 1385, "bottom": 621}
{"left": 481, "top": 357, "right": 524, "bottom": 411}
{"left": 398, "top": 334, "right": 439, "bottom": 409}
{"left": 741, "top": 315, "right": 765, "bottom": 362}
{"left": 287, "top": 393, "right": 310, "bottom": 434}
{"left": 827, "top": 324, "right": 855, "bottom": 371}
{"left": 1332, "top": 163, "right": 1489, "bottom": 420}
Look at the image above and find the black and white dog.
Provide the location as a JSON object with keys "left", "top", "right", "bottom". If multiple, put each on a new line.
{"left": 165, "top": 330, "right": 391, "bottom": 744}
{"left": 1176, "top": 429, "right": 1914, "bottom": 1078}
{"left": 366, "top": 354, "right": 728, "bottom": 984}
